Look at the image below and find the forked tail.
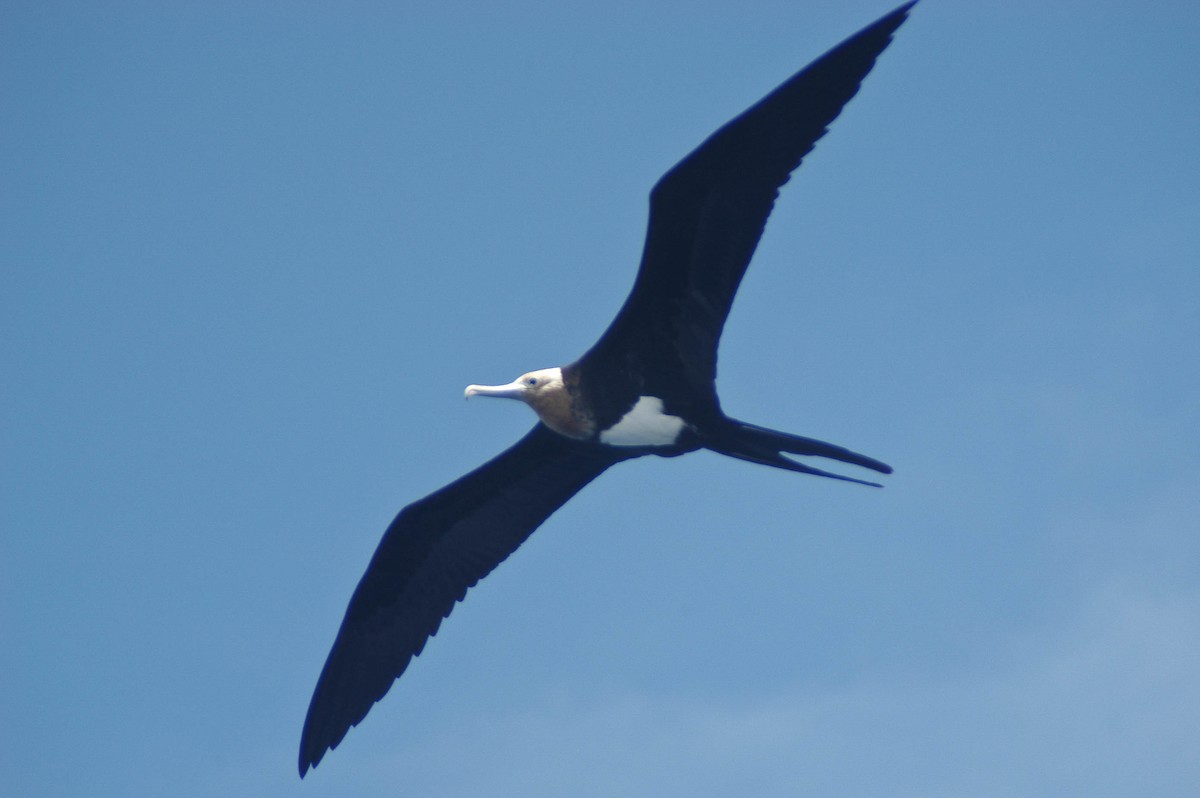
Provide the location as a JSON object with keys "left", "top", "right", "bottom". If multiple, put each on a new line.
{"left": 704, "top": 419, "right": 892, "bottom": 487}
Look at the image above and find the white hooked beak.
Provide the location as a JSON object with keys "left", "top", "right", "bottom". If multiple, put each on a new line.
{"left": 464, "top": 380, "right": 528, "bottom": 401}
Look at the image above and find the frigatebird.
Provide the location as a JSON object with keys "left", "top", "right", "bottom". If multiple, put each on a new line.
{"left": 300, "top": 2, "right": 913, "bottom": 776}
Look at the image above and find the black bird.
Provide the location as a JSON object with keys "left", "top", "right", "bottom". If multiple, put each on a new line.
{"left": 300, "top": 2, "right": 913, "bottom": 776}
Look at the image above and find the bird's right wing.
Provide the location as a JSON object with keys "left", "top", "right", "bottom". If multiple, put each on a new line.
{"left": 582, "top": 2, "right": 915, "bottom": 405}
{"left": 299, "top": 424, "right": 638, "bottom": 776}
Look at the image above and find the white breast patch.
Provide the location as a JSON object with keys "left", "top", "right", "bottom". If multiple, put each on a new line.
{"left": 599, "top": 396, "right": 686, "bottom": 447}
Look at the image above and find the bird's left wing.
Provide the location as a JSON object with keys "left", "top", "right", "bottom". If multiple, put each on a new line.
{"left": 299, "top": 424, "right": 638, "bottom": 776}
{"left": 581, "top": 2, "right": 915, "bottom": 406}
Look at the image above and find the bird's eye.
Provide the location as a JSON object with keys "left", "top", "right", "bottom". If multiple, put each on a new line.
{"left": 526, "top": 377, "right": 538, "bottom": 386}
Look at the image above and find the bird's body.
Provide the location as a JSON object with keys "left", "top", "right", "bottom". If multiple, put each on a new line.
{"left": 300, "top": 2, "right": 916, "bottom": 776}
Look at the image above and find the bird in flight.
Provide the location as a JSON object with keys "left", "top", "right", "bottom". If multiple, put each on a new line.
{"left": 300, "top": 1, "right": 915, "bottom": 776}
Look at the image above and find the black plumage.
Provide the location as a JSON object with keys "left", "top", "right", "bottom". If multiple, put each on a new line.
{"left": 300, "top": 2, "right": 915, "bottom": 776}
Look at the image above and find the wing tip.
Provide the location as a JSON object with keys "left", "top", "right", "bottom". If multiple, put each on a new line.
{"left": 298, "top": 721, "right": 332, "bottom": 778}
{"left": 834, "top": 0, "right": 919, "bottom": 62}
{"left": 298, "top": 740, "right": 320, "bottom": 779}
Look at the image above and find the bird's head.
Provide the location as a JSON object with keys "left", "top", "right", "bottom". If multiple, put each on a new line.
{"left": 464, "top": 367, "right": 564, "bottom": 404}
{"left": 465, "top": 367, "right": 591, "bottom": 439}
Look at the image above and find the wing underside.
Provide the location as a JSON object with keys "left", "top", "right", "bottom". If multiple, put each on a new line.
{"left": 299, "top": 425, "right": 637, "bottom": 775}
{"left": 582, "top": 3, "right": 915, "bottom": 404}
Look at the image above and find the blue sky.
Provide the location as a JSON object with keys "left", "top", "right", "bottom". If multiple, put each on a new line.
{"left": 4, "top": 1, "right": 1199, "bottom": 795}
